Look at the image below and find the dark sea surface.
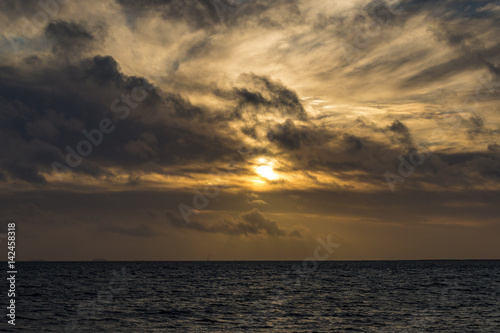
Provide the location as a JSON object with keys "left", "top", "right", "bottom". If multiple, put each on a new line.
{"left": 2, "top": 261, "right": 500, "bottom": 332}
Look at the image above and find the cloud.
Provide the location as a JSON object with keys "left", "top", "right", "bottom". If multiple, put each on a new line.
{"left": 214, "top": 73, "right": 308, "bottom": 123}
{"left": 461, "top": 114, "right": 490, "bottom": 138}
{"left": 288, "top": 229, "right": 302, "bottom": 238}
{"left": 45, "top": 20, "right": 95, "bottom": 56}
{"left": 343, "top": 133, "right": 363, "bottom": 152}
{"left": 117, "top": 0, "right": 221, "bottom": 30}
{"left": 166, "top": 208, "right": 287, "bottom": 237}
{"left": 386, "top": 120, "right": 413, "bottom": 148}
{"left": 238, "top": 208, "right": 285, "bottom": 236}
{"left": 246, "top": 193, "right": 269, "bottom": 205}
{"left": 249, "top": 199, "right": 269, "bottom": 206}
{"left": 267, "top": 119, "right": 310, "bottom": 150}
{"left": 488, "top": 144, "right": 500, "bottom": 152}
{"left": 0, "top": 54, "right": 245, "bottom": 183}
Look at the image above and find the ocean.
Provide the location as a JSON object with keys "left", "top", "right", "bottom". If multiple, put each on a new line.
{"left": 3, "top": 261, "right": 500, "bottom": 332}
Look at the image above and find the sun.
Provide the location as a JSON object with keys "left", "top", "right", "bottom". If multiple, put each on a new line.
{"left": 256, "top": 164, "right": 278, "bottom": 181}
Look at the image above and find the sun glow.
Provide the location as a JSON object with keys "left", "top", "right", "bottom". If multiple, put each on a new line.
{"left": 256, "top": 164, "right": 279, "bottom": 181}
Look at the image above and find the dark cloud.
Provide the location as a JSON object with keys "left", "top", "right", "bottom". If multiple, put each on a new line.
{"left": 343, "top": 133, "right": 363, "bottom": 152}
{"left": 488, "top": 144, "right": 500, "bottom": 152}
{"left": 386, "top": 120, "right": 413, "bottom": 147}
{"left": 23, "top": 55, "right": 42, "bottom": 66}
{"left": 462, "top": 115, "right": 489, "bottom": 138}
{"left": 166, "top": 208, "right": 287, "bottom": 237}
{"left": 73, "top": 55, "right": 125, "bottom": 86}
{"left": 410, "top": 149, "right": 500, "bottom": 186}
{"left": 117, "top": 0, "right": 303, "bottom": 31}
{"left": 240, "top": 73, "right": 307, "bottom": 120}
{"left": 117, "top": 0, "right": 219, "bottom": 30}
{"left": 215, "top": 73, "right": 307, "bottom": 122}
{"left": 262, "top": 119, "right": 408, "bottom": 180}
{"left": 267, "top": 119, "right": 309, "bottom": 150}
{"left": 45, "top": 20, "right": 94, "bottom": 55}
{"left": 238, "top": 208, "right": 285, "bottom": 236}
{"left": 241, "top": 126, "right": 257, "bottom": 139}
{"left": 255, "top": 113, "right": 500, "bottom": 190}
{"left": 0, "top": 54, "right": 248, "bottom": 183}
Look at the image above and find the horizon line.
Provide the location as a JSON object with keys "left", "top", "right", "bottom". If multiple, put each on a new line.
{"left": 9, "top": 259, "right": 500, "bottom": 263}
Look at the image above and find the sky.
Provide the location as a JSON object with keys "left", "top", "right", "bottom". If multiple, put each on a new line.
{"left": 0, "top": 0, "right": 499, "bottom": 261}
